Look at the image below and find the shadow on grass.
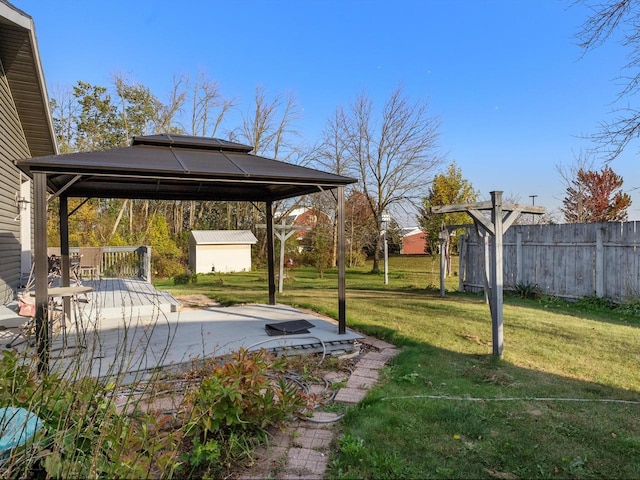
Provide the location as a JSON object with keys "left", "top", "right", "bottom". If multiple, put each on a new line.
{"left": 330, "top": 324, "right": 640, "bottom": 480}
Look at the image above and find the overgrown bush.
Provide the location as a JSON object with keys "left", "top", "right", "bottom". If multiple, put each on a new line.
{"left": 181, "top": 349, "right": 313, "bottom": 477}
{"left": 153, "top": 255, "right": 185, "bottom": 278}
{"left": 0, "top": 351, "right": 179, "bottom": 479}
{"left": 173, "top": 270, "right": 198, "bottom": 285}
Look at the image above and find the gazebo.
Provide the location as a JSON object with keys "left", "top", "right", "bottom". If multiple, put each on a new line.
{"left": 15, "top": 134, "right": 357, "bottom": 372}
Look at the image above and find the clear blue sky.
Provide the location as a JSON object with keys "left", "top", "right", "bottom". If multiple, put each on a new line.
{"left": 15, "top": 0, "right": 640, "bottom": 223}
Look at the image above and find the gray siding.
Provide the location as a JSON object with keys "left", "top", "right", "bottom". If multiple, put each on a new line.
{"left": 0, "top": 57, "right": 30, "bottom": 304}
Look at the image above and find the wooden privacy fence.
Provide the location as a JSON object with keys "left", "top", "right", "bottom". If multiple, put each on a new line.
{"left": 459, "top": 221, "right": 640, "bottom": 302}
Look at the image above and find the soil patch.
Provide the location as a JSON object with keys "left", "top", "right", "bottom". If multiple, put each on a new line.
{"left": 174, "top": 294, "right": 220, "bottom": 309}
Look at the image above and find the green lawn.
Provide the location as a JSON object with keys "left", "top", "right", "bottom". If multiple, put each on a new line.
{"left": 155, "top": 255, "right": 640, "bottom": 479}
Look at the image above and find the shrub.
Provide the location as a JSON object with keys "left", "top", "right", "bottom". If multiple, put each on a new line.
{"left": 173, "top": 270, "right": 198, "bottom": 285}
{"left": 182, "top": 349, "right": 313, "bottom": 476}
{"left": 0, "top": 351, "right": 175, "bottom": 479}
{"left": 513, "top": 281, "right": 541, "bottom": 299}
{"left": 153, "top": 255, "right": 185, "bottom": 278}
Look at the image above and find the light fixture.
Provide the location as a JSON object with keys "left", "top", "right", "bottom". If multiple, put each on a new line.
{"left": 17, "top": 196, "right": 29, "bottom": 210}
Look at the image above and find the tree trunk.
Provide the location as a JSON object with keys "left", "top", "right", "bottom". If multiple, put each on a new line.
{"left": 371, "top": 232, "right": 381, "bottom": 273}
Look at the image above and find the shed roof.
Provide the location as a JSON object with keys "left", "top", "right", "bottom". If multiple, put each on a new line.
{"left": 15, "top": 134, "right": 357, "bottom": 202}
{"left": 191, "top": 230, "right": 258, "bottom": 245}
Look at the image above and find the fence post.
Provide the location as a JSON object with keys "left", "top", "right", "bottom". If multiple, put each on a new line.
{"left": 458, "top": 234, "right": 466, "bottom": 292}
{"left": 595, "top": 227, "right": 604, "bottom": 297}
{"left": 516, "top": 232, "right": 522, "bottom": 285}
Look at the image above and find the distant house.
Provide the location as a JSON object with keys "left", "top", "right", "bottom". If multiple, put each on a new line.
{"left": 285, "top": 207, "right": 331, "bottom": 241}
{"left": 0, "top": 1, "right": 57, "bottom": 304}
{"left": 189, "top": 230, "right": 258, "bottom": 274}
{"left": 400, "top": 227, "right": 427, "bottom": 255}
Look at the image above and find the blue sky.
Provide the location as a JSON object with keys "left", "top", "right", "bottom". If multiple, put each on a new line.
{"left": 15, "top": 0, "right": 640, "bottom": 223}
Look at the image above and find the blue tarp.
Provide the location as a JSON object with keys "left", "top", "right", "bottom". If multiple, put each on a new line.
{"left": 0, "top": 407, "right": 43, "bottom": 458}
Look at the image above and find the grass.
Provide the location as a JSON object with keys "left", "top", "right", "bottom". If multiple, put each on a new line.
{"left": 156, "top": 255, "right": 640, "bottom": 479}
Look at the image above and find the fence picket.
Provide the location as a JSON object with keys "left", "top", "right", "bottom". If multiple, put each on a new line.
{"left": 461, "top": 221, "right": 640, "bottom": 302}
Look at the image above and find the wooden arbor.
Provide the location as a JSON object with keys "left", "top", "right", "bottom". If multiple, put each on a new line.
{"left": 432, "top": 191, "right": 545, "bottom": 357}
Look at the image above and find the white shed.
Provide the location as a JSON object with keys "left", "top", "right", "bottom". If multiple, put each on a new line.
{"left": 189, "top": 230, "right": 258, "bottom": 273}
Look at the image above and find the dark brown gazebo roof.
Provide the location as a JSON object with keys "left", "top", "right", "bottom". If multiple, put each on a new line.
{"left": 15, "top": 134, "right": 356, "bottom": 373}
{"left": 15, "top": 134, "right": 356, "bottom": 201}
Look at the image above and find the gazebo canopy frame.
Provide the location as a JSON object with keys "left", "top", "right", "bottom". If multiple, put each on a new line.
{"left": 16, "top": 134, "right": 357, "bottom": 373}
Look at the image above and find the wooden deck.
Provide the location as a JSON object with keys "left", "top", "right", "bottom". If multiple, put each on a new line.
{"left": 78, "top": 277, "right": 181, "bottom": 320}
{"left": 0, "top": 278, "right": 362, "bottom": 385}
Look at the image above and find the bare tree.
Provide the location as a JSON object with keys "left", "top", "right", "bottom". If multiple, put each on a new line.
{"left": 190, "top": 69, "right": 236, "bottom": 137}
{"left": 317, "top": 107, "right": 356, "bottom": 266}
{"left": 233, "top": 85, "right": 303, "bottom": 161}
{"left": 49, "top": 85, "right": 79, "bottom": 154}
{"left": 342, "top": 85, "right": 442, "bottom": 273}
{"left": 156, "top": 74, "right": 188, "bottom": 133}
{"left": 573, "top": 0, "right": 640, "bottom": 160}
{"left": 231, "top": 85, "right": 305, "bottom": 240}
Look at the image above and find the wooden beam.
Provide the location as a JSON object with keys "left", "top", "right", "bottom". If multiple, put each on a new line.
{"left": 502, "top": 207, "right": 523, "bottom": 231}
{"left": 489, "top": 191, "right": 504, "bottom": 358}
{"left": 432, "top": 201, "right": 545, "bottom": 215}
{"left": 432, "top": 201, "right": 494, "bottom": 214}
{"left": 467, "top": 209, "right": 494, "bottom": 236}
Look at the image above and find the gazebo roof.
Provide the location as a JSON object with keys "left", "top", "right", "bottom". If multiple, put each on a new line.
{"left": 15, "top": 134, "right": 357, "bottom": 202}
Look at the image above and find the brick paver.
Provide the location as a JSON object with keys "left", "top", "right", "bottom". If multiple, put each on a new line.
{"left": 238, "top": 336, "right": 399, "bottom": 479}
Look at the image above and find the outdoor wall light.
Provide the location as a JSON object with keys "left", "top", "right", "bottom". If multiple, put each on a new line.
{"left": 16, "top": 196, "right": 29, "bottom": 210}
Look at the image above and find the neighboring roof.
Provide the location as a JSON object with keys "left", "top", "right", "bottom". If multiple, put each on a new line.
{"left": 0, "top": 0, "right": 56, "bottom": 157}
{"left": 401, "top": 227, "right": 424, "bottom": 237}
{"left": 15, "top": 134, "right": 358, "bottom": 202}
{"left": 191, "top": 230, "right": 258, "bottom": 245}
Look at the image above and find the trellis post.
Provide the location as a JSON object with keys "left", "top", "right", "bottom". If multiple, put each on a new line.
{"left": 431, "top": 191, "right": 545, "bottom": 358}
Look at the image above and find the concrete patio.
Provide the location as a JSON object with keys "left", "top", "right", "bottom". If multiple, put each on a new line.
{"left": 0, "top": 278, "right": 362, "bottom": 384}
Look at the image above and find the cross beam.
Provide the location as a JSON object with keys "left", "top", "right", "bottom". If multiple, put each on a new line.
{"left": 257, "top": 222, "right": 311, "bottom": 294}
{"left": 431, "top": 191, "right": 545, "bottom": 358}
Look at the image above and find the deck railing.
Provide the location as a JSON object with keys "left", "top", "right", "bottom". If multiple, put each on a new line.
{"left": 67, "top": 246, "right": 152, "bottom": 282}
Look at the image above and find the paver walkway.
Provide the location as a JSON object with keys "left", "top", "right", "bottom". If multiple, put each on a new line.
{"left": 238, "top": 334, "right": 399, "bottom": 479}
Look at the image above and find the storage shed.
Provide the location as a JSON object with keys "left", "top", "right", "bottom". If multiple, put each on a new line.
{"left": 189, "top": 230, "right": 258, "bottom": 273}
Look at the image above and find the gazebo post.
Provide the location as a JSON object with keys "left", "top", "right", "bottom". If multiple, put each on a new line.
{"left": 59, "top": 195, "right": 71, "bottom": 318}
{"left": 34, "top": 172, "right": 49, "bottom": 374}
{"left": 337, "top": 186, "right": 346, "bottom": 334}
{"left": 266, "top": 201, "right": 276, "bottom": 305}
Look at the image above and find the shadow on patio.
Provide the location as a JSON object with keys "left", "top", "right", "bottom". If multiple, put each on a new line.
{"left": 0, "top": 277, "right": 362, "bottom": 385}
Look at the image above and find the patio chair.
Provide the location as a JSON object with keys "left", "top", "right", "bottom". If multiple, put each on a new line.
{"left": 4, "top": 261, "right": 74, "bottom": 349}
{"left": 4, "top": 264, "right": 37, "bottom": 349}
{"left": 78, "top": 247, "right": 103, "bottom": 280}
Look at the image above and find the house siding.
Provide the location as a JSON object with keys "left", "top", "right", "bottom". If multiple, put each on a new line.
{"left": 401, "top": 232, "right": 427, "bottom": 255}
{"left": 0, "top": 57, "right": 31, "bottom": 304}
